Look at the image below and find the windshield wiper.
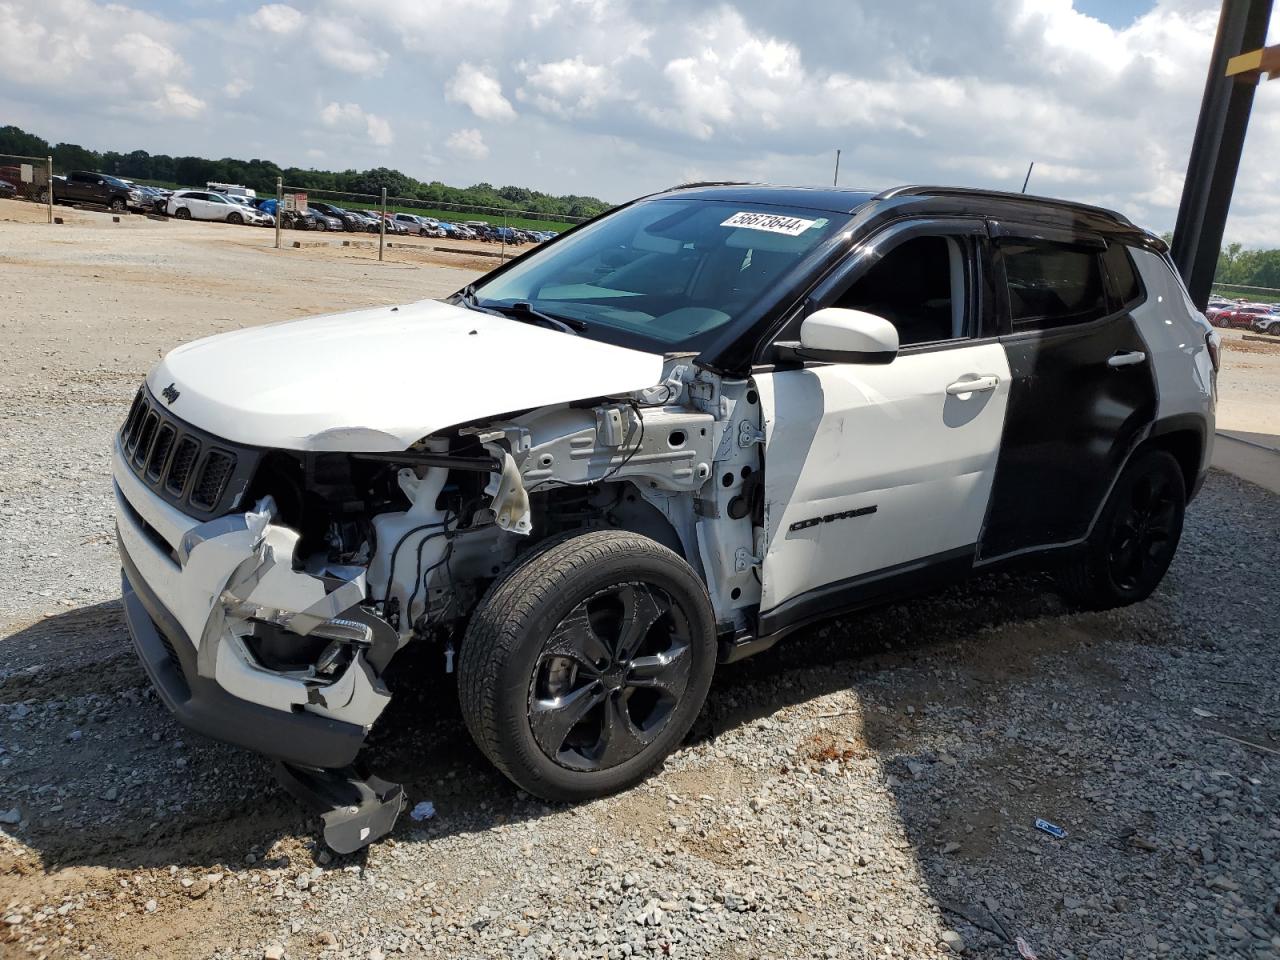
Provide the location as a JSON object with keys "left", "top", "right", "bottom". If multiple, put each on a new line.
{"left": 454, "top": 287, "right": 587, "bottom": 334}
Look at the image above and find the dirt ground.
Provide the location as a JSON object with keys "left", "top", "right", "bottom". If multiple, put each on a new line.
{"left": 1, "top": 200, "right": 1278, "bottom": 960}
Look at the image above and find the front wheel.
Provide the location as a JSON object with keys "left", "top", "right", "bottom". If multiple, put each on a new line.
{"left": 1057, "top": 449, "right": 1186, "bottom": 610}
{"left": 459, "top": 530, "right": 716, "bottom": 802}
{"left": 227, "top": 212, "right": 243, "bottom": 225}
{"left": 109, "top": 197, "right": 126, "bottom": 212}
{"left": 174, "top": 207, "right": 191, "bottom": 219}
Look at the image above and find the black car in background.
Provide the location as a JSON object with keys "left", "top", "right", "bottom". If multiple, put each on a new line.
{"left": 44, "top": 171, "right": 137, "bottom": 212}
{"left": 306, "top": 201, "right": 366, "bottom": 232}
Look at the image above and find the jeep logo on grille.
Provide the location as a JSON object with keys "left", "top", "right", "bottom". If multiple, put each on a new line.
{"left": 161, "top": 383, "right": 180, "bottom": 404}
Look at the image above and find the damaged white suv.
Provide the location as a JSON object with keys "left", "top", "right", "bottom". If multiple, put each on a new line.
{"left": 114, "top": 184, "right": 1217, "bottom": 850}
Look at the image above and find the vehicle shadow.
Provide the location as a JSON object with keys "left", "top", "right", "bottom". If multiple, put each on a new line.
{"left": 1, "top": 563, "right": 1068, "bottom": 876}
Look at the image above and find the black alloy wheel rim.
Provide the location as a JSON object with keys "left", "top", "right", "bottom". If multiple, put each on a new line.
{"left": 1107, "top": 471, "right": 1179, "bottom": 592}
{"left": 528, "top": 582, "right": 692, "bottom": 772}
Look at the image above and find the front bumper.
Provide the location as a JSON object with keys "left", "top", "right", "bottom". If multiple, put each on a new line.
{"left": 112, "top": 435, "right": 392, "bottom": 765}
{"left": 119, "top": 547, "right": 366, "bottom": 768}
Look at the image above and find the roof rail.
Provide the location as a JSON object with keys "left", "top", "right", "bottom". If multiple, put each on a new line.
{"left": 875, "top": 185, "right": 1133, "bottom": 226}
{"left": 665, "top": 180, "right": 759, "bottom": 191}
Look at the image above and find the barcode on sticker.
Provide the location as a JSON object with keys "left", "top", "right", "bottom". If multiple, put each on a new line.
{"left": 721, "top": 211, "right": 817, "bottom": 236}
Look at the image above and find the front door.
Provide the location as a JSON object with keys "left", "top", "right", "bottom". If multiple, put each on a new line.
{"left": 755, "top": 220, "right": 1010, "bottom": 623}
{"left": 977, "top": 229, "right": 1157, "bottom": 559}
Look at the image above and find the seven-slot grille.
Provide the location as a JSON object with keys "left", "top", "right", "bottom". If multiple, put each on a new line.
{"left": 119, "top": 387, "right": 261, "bottom": 521}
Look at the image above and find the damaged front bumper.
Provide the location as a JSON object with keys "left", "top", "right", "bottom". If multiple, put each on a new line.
{"left": 113, "top": 438, "right": 406, "bottom": 848}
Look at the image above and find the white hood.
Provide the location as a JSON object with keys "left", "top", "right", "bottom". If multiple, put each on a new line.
{"left": 148, "top": 299, "right": 665, "bottom": 451}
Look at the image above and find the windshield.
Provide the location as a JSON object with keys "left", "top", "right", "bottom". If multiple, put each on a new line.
{"left": 468, "top": 198, "right": 847, "bottom": 352}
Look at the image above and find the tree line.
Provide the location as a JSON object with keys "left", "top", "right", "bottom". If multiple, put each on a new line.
{"left": 0, "top": 124, "right": 610, "bottom": 222}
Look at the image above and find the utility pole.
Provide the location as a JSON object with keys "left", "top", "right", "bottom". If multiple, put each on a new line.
{"left": 46, "top": 156, "right": 53, "bottom": 223}
{"left": 1170, "top": 0, "right": 1275, "bottom": 309}
{"left": 274, "top": 176, "right": 282, "bottom": 249}
{"left": 832, "top": 149, "right": 841, "bottom": 187}
{"left": 379, "top": 187, "right": 387, "bottom": 262}
{"left": 1021, "top": 162, "right": 1035, "bottom": 194}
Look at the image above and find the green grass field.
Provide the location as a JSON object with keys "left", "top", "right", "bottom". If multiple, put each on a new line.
{"left": 1212, "top": 283, "right": 1280, "bottom": 304}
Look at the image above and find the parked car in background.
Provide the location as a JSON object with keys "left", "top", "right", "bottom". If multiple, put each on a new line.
{"left": 44, "top": 171, "right": 137, "bottom": 212}
{"left": 307, "top": 201, "right": 366, "bottom": 232}
{"left": 167, "top": 190, "right": 271, "bottom": 225}
{"left": 1251, "top": 309, "right": 1280, "bottom": 336}
{"left": 127, "top": 184, "right": 168, "bottom": 213}
{"left": 0, "top": 179, "right": 15, "bottom": 199}
{"left": 379, "top": 213, "right": 410, "bottom": 235}
{"left": 393, "top": 213, "right": 443, "bottom": 237}
{"left": 1215, "top": 303, "right": 1273, "bottom": 330}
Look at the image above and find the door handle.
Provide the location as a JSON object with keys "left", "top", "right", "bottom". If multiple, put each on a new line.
{"left": 945, "top": 375, "right": 999, "bottom": 396}
{"left": 1107, "top": 351, "right": 1147, "bottom": 368}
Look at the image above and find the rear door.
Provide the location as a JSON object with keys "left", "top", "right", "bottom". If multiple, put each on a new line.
{"left": 977, "top": 226, "right": 1157, "bottom": 559}
{"left": 756, "top": 219, "right": 1010, "bottom": 622}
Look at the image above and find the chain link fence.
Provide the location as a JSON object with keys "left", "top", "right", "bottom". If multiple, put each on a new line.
{"left": 271, "top": 180, "right": 588, "bottom": 262}
{"left": 0, "top": 152, "right": 53, "bottom": 222}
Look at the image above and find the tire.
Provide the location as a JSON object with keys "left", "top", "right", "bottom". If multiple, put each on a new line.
{"left": 38, "top": 188, "right": 50, "bottom": 204}
{"left": 174, "top": 207, "right": 191, "bottom": 220}
{"left": 315, "top": 219, "right": 327, "bottom": 231}
{"left": 227, "top": 212, "right": 243, "bottom": 225}
{"left": 1057, "top": 449, "right": 1186, "bottom": 610}
{"left": 109, "top": 197, "right": 126, "bottom": 213}
{"left": 458, "top": 530, "right": 716, "bottom": 802}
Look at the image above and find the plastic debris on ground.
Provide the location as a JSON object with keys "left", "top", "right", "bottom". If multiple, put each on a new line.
{"left": 1034, "top": 818, "right": 1067, "bottom": 839}
{"left": 409, "top": 800, "right": 436, "bottom": 822}
{"left": 1016, "top": 936, "right": 1040, "bottom": 959}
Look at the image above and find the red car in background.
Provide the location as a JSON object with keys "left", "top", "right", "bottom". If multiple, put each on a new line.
{"left": 1214, "top": 303, "right": 1275, "bottom": 330}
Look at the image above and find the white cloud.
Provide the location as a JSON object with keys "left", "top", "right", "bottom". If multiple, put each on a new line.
{"left": 3, "top": 0, "right": 1280, "bottom": 246}
{"left": 0, "top": 0, "right": 204, "bottom": 119}
{"left": 321, "top": 101, "right": 394, "bottom": 146}
{"left": 311, "top": 16, "right": 388, "bottom": 75}
{"left": 248, "top": 4, "right": 304, "bottom": 35}
{"left": 446, "top": 128, "right": 489, "bottom": 160}
{"left": 518, "top": 57, "right": 615, "bottom": 118}
{"left": 445, "top": 62, "right": 516, "bottom": 121}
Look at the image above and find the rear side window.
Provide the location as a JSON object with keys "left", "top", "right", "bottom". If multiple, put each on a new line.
{"left": 1102, "top": 242, "right": 1143, "bottom": 309}
{"left": 1003, "top": 240, "right": 1107, "bottom": 330}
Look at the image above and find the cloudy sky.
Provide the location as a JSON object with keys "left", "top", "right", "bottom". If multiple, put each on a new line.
{"left": 1, "top": 0, "right": 1278, "bottom": 244}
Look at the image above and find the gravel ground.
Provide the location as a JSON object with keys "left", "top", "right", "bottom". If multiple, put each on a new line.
{"left": 2, "top": 204, "right": 1278, "bottom": 960}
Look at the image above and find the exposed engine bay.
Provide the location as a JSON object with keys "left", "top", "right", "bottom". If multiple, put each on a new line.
{"left": 217, "top": 360, "right": 761, "bottom": 721}
{"left": 149, "top": 359, "right": 765, "bottom": 848}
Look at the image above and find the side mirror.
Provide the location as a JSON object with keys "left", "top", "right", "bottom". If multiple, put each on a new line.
{"left": 777, "top": 307, "right": 899, "bottom": 365}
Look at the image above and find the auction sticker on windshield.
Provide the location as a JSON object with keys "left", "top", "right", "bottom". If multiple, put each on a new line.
{"left": 720, "top": 211, "right": 817, "bottom": 236}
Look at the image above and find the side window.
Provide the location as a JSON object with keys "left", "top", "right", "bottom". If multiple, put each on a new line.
{"left": 1101, "top": 241, "right": 1143, "bottom": 309}
{"left": 1002, "top": 240, "right": 1107, "bottom": 330}
{"left": 830, "top": 235, "right": 971, "bottom": 346}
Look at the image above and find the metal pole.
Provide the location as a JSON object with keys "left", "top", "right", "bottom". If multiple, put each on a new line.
{"left": 379, "top": 188, "right": 387, "bottom": 261}
{"left": 46, "top": 156, "right": 53, "bottom": 223}
{"left": 501, "top": 210, "right": 508, "bottom": 262}
{"left": 1170, "top": 0, "right": 1274, "bottom": 309}
{"left": 1021, "top": 162, "right": 1035, "bottom": 194}
{"left": 274, "top": 176, "right": 282, "bottom": 249}
{"left": 833, "top": 149, "right": 841, "bottom": 187}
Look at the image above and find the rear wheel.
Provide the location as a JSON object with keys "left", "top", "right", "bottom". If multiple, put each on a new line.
{"left": 1058, "top": 449, "right": 1186, "bottom": 610}
{"left": 109, "top": 197, "right": 126, "bottom": 212}
{"left": 459, "top": 530, "right": 716, "bottom": 801}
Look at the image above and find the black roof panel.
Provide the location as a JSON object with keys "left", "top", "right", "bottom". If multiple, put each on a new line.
{"left": 655, "top": 183, "right": 879, "bottom": 214}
